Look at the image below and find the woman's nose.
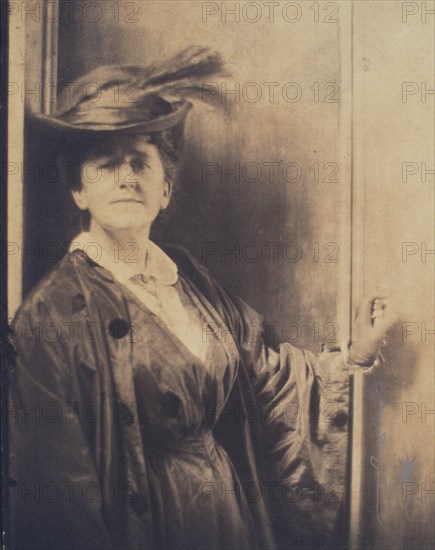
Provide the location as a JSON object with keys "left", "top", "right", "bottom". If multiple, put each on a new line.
{"left": 119, "top": 162, "right": 139, "bottom": 188}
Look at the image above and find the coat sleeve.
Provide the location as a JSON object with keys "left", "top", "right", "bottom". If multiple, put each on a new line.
{"left": 6, "top": 297, "right": 113, "bottom": 550}
{"left": 228, "top": 293, "right": 355, "bottom": 548}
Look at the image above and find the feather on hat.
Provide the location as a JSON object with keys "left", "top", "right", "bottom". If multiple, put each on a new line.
{"left": 30, "top": 46, "right": 226, "bottom": 134}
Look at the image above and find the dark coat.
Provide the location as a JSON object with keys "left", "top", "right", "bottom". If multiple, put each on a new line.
{"left": 6, "top": 246, "right": 351, "bottom": 549}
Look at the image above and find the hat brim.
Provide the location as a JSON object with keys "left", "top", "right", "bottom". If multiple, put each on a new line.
{"left": 27, "top": 100, "right": 192, "bottom": 135}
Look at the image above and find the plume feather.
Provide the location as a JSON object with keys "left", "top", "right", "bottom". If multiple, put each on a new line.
{"left": 138, "top": 46, "right": 230, "bottom": 110}
{"left": 139, "top": 46, "right": 225, "bottom": 87}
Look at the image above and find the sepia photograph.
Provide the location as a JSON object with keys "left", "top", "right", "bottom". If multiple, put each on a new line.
{"left": 2, "top": 1, "right": 434, "bottom": 549}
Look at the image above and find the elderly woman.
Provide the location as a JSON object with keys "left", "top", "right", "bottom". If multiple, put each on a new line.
{"left": 8, "top": 48, "right": 394, "bottom": 550}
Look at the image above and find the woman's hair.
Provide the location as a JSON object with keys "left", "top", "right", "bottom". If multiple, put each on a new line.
{"left": 149, "top": 124, "right": 186, "bottom": 190}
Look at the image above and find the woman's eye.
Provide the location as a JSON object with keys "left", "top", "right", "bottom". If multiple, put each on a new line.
{"left": 101, "top": 161, "right": 120, "bottom": 170}
{"left": 130, "top": 160, "right": 149, "bottom": 173}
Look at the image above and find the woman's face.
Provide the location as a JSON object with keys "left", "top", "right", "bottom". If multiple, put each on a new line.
{"left": 72, "top": 134, "right": 171, "bottom": 235}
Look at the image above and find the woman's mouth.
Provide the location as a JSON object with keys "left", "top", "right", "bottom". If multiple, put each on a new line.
{"left": 111, "top": 198, "right": 143, "bottom": 204}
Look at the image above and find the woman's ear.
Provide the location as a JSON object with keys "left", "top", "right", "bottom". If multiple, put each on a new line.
{"left": 160, "top": 179, "right": 173, "bottom": 210}
{"left": 71, "top": 188, "right": 89, "bottom": 211}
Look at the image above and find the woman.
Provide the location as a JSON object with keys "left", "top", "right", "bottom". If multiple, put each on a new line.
{"left": 7, "top": 48, "right": 395, "bottom": 550}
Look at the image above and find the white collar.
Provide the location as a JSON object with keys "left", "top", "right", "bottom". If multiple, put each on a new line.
{"left": 69, "top": 232, "right": 178, "bottom": 285}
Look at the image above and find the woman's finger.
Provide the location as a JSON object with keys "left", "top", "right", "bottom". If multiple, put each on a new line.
{"left": 371, "top": 309, "right": 384, "bottom": 319}
{"left": 357, "top": 295, "right": 387, "bottom": 324}
{"left": 373, "top": 311, "right": 399, "bottom": 334}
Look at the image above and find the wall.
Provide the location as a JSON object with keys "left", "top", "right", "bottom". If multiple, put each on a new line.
{"left": 351, "top": 2, "right": 434, "bottom": 549}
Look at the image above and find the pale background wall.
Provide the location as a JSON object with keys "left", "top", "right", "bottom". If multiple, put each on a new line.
{"left": 351, "top": 2, "right": 434, "bottom": 549}
{"left": 11, "top": 1, "right": 434, "bottom": 548}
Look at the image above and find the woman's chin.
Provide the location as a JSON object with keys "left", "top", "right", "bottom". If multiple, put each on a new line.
{"left": 100, "top": 215, "right": 156, "bottom": 235}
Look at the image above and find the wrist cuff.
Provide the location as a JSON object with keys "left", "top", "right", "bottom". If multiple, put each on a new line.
{"left": 341, "top": 339, "right": 375, "bottom": 368}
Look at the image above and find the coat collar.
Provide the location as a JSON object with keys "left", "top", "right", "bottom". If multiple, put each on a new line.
{"left": 70, "top": 232, "right": 178, "bottom": 286}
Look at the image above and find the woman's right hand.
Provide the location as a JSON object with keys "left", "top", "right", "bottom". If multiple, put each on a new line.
{"left": 349, "top": 296, "right": 398, "bottom": 365}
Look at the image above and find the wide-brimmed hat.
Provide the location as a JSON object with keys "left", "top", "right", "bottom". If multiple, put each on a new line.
{"left": 29, "top": 46, "right": 225, "bottom": 135}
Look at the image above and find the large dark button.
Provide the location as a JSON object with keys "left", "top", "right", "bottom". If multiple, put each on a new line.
{"left": 116, "top": 402, "right": 135, "bottom": 425}
{"left": 129, "top": 492, "right": 148, "bottom": 516}
{"left": 71, "top": 293, "right": 86, "bottom": 313}
{"left": 332, "top": 411, "right": 348, "bottom": 428}
{"left": 108, "top": 319, "right": 131, "bottom": 339}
